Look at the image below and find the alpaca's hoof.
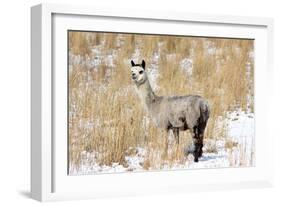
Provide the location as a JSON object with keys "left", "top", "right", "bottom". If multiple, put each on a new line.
{"left": 194, "top": 157, "right": 199, "bottom": 162}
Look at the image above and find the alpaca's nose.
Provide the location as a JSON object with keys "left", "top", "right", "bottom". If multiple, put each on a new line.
{"left": 132, "top": 73, "right": 137, "bottom": 80}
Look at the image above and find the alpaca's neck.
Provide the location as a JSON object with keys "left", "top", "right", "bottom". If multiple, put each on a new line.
{"left": 136, "top": 79, "right": 156, "bottom": 108}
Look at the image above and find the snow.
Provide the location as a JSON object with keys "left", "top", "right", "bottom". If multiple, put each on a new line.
{"left": 69, "top": 110, "right": 254, "bottom": 175}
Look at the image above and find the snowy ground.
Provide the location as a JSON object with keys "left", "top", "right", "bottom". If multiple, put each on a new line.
{"left": 69, "top": 110, "right": 254, "bottom": 175}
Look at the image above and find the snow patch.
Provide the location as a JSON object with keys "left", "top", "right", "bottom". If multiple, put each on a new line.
{"left": 180, "top": 58, "right": 193, "bottom": 76}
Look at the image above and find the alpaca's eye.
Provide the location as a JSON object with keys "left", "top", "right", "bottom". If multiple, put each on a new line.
{"left": 139, "top": 70, "right": 144, "bottom": 74}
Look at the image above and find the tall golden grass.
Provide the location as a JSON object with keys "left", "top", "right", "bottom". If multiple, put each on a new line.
{"left": 68, "top": 31, "right": 254, "bottom": 172}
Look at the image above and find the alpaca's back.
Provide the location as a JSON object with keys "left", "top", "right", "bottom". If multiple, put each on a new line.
{"left": 149, "top": 95, "right": 209, "bottom": 130}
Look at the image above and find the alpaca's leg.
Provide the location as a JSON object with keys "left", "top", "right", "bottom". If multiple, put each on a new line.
{"left": 173, "top": 128, "right": 180, "bottom": 144}
{"left": 193, "top": 127, "right": 201, "bottom": 159}
{"left": 198, "top": 129, "right": 204, "bottom": 157}
{"left": 186, "top": 126, "right": 204, "bottom": 162}
{"left": 186, "top": 127, "right": 199, "bottom": 162}
{"left": 197, "top": 121, "right": 207, "bottom": 157}
{"left": 192, "top": 127, "right": 200, "bottom": 162}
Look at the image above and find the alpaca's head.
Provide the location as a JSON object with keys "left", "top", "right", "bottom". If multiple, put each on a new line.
{"left": 130, "top": 60, "right": 147, "bottom": 85}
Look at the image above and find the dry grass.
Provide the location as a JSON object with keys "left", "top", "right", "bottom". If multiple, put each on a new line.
{"left": 68, "top": 31, "right": 254, "bottom": 172}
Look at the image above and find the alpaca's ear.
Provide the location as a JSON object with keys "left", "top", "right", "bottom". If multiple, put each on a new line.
{"left": 141, "top": 60, "right": 145, "bottom": 70}
{"left": 131, "top": 60, "right": 135, "bottom": 67}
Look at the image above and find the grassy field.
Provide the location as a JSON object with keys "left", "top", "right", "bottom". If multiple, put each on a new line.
{"left": 68, "top": 31, "right": 254, "bottom": 174}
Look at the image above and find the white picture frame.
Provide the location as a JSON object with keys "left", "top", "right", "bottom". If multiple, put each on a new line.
{"left": 31, "top": 3, "right": 274, "bottom": 202}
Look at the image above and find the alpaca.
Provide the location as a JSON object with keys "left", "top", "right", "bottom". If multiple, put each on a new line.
{"left": 130, "top": 60, "right": 210, "bottom": 162}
